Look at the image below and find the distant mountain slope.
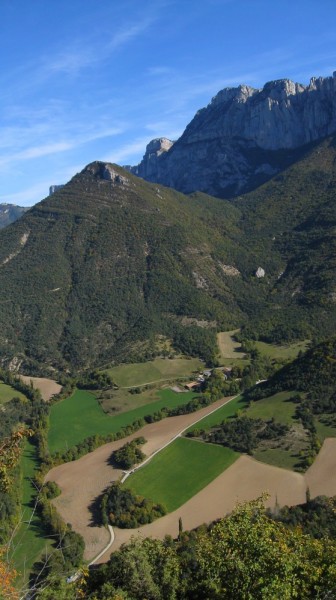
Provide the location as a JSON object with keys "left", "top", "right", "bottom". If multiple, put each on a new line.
{"left": 0, "top": 203, "right": 28, "bottom": 228}
{"left": 235, "top": 135, "right": 336, "bottom": 342}
{"left": 0, "top": 164, "right": 266, "bottom": 370}
{"left": 129, "top": 73, "right": 336, "bottom": 198}
{"left": 0, "top": 134, "right": 335, "bottom": 371}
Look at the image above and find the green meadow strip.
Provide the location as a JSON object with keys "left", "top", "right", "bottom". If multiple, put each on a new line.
{"left": 125, "top": 437, "right": 239, "bottom": 512}
{"left": 48, "top": 388, "right": 199, "bottom": 453}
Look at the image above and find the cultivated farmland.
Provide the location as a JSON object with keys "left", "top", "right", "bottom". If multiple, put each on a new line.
{"left": 20, "top": 376, "right": 61, "bottom": 401}
{"left": 105, "top": 357, "right": 202, "bottom": 388}
{"left": 125, "top": 437, "right": 239, "bottom": 511}
{"left": 100, "top": 439, "right": 336, "bottom": 559}
{"left": 48, "top": 388, "right": 199, "bottom": 453}
{"left": 186, "top": 394, "right": 248, "bottom": 432}
{"left": 45, "top": 395, "right": 237, "bottom": 561}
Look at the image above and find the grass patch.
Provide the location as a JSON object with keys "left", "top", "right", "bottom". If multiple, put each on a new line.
{"left": 187, "top": 391, "right": 309, "bottom": 472}
{"left": 12, "top": 440, "right": 53, "bottom": 585}
{"left": 125, "top": 437, "right": 239, "bottom": 512}
{"left": 105, "top": 357, "right": 202, "bottom": 388}
{"left": 217, "top": 330, "right": 248, "bottom": 366}
{"left": 247, "top": 391, "right": 310, "bottom": 471}
{"left": 0, "top": 381, "right": 26, "bottom": 405}
{"left": 315, "top": 416, "right": 336, "bottom": 442}
{"left": 186, "top": 395, "right": 248, "bottom": 433}
{"left": 255, "top": 340, "right": 310, "bottom": 361}
{"left": 99, "top": 386, "right": 169, "bottom": 415}
{"left": 253, "top": 447, "right": 302, "bottom": 471}
{"left": 48, "top": 388, "right": 199, "bottom": 453}
{"left": 247, "top": 392, "right": 298, "bottom": 425}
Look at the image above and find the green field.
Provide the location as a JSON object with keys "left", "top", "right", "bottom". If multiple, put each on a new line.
{"left": 217, "top": 331, "right": 309, "bottom": 367}
{"left": 186, "top": 395, "right": 248, "bottom": 433}
{"left": 255, "top": 340, "right": 310, "bottom": 361}
{"left": 48, "top": 388, "right": 199, "bottom": 453}
{"left": 12, "top": 441, "right": 53, "bottom": 584}
{"left": 315, "top": 417, "right": 336, "bottom": 442}
{"left": 0, "top": 381, "right": 26, "bottom": 405}
{"left": 125, "top": 437, "right": 239, "bottom": 512}
{"left": 247, "top": 391, "right": 298, "bottom": 425}
{"left": 186, "top": 391, "right": 310, "bottom": 472}
{"left": 247, "top": 392, "right": 309, "bottom": 471}
{"left": 253, "top": 447, "right": 303, "bottom": 471}
{"left": 99, "top": 386, "right": 177, "bottom": 415}
{"left": 105, "top": 357, "right": 202, "bottom": 387}
{"left": 217, "top": 330, "right": 249, "bottom": 367}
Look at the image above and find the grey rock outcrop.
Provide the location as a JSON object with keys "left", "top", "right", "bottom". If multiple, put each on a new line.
{"left": 0, "top": 203, "right": 28, "bottom": 229}
{"left": 128, "top": 72, "right": 336, "bottom": 198}
{"left": 49, "top": 185, "right": 64, "bottom": 195}
{"left": 127, "top": 138, "right": 174, "bottom": 181}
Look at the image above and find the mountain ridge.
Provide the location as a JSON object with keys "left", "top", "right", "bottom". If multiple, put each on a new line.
{"left": 128, "top": 72, "right": 336, "bottom": 198}
{"left": 0, "top": 133, "right": 336, "bottom": 371}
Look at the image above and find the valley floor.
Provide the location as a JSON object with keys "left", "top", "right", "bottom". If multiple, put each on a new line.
{"left": 45, "top": 392, "right": 336, "bottom": 564}
{"left": 45, "top": 395, "right": 236, "bottom": 561}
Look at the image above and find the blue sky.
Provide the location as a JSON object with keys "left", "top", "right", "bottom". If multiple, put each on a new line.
{"left": 1, "top": 0, "right": 336, "bottom": 206}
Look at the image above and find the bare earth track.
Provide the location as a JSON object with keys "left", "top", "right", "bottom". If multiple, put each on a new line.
{"left": 46, "top": 394, "right": 336, "bottom": 563}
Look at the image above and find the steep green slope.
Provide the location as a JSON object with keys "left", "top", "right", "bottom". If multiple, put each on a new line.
{"left": 236, "top": 135, "right": 336, "bottom": 341}
{"left": 247, "top": 337, "right": 336, "bottom": 415}
{"left": 0, "top": 164, "right": 263, "bottom": 370}
{"left": 0, "top": 135, "right": 336, "bottom": 371}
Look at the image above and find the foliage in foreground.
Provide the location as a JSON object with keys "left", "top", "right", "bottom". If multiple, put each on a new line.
{"left": 34, "top": 497, "right": 336, "bottom": 599}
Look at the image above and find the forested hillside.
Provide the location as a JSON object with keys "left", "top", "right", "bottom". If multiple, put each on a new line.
{"left": 247, "top": 337, "right": 336, "bottom": 416}
{"left": 0, "top": 163, "right": 264, "bottom": 371}
{"left": 0, "top": 136, "right": 335, "bottom": 371}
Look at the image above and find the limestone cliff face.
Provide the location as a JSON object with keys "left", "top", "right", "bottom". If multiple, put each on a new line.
{"left": 128, "top": 138, "right": 174, "bottom": 181}
{"left": 129, "top": 73, "right": 336, "bottom": 198}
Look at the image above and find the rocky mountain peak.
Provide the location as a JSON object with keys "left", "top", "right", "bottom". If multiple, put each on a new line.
{"left": 128, "top": 72, "right": 336, "bottom": 199}
{"left": 210, "top": 84, "right": 257, "bottom": 106}
{"left": 83, "top": 161, "right": 130, "bottom": 185}
{"left": 125, "top": 138, "right": 174, "bottom": 182}
{"left": 146, "top": 137, "right": 174, "bottom": 155}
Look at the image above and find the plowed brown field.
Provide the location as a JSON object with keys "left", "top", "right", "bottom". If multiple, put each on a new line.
{"left": 20, "top": 376, "right": 61, "bottom": 401}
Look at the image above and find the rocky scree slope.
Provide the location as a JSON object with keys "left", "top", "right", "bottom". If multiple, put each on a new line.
{"left": 129, "top": 72, "right": 336, "bottom": 198}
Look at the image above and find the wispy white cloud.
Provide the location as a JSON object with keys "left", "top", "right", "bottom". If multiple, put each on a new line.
{"left": 108, "top": 17, "right": 155, "bottom": 52}
{"left": 0, "top": 180, "right": 54, "bottom": 206}
{"left": 0, "top": 107, "right": 125, "bottom": 171}
{"left": 104, "top": 138, "right": 152, "bottom": 165}
{"left": 146, "top": 66, "right": 175, "bottom": 77}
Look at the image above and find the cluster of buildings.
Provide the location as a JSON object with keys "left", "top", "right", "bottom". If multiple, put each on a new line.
{"left": 184, "top": 366, "right": 233, "bottom": 391}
